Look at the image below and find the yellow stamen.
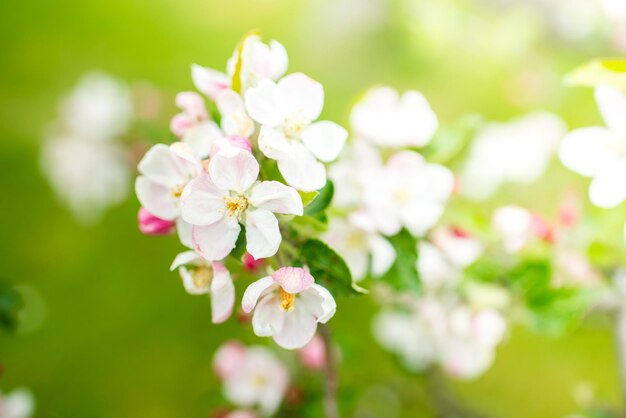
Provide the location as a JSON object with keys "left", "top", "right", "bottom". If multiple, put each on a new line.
{"left": 279, "top": 287, "right": 296, "bottom": 311}
{"left": 224, "top": 195, "right": 248, "bottom": 218}
{"left": 171, "top": 184, "right": 186, "bottom": 198}
{"left": 192, "top": 266, "right": 212, "bottom": 289}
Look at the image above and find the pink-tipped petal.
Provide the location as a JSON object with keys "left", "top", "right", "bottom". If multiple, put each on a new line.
{"left": 138, "top": 207, "right": 176, "bottom": 235}
{"left": 192, "top": 217, "right": 241, "bottom": 261}
{"left": 213, "top": 341, "right": 246, "bottom": 379}
{"left": 241, "top": 276, "right": 276, "bottom": 313}
{"left": 209, "top": 147, "right": 259, "bottom": 194}
{"left": 191, "top": 64, "right": 230, "bottom": 100}
{"left": 210, "top": 262, "right": 236, "bottom": 324}
{"left": 271, "top": 267, "right": 314, "bottom": 294}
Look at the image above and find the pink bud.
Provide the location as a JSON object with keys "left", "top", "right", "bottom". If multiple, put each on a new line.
{"left": 175, "top": 91, "right": 208, "bottom": 121}
{"left": 138, "top": 207, "right": 175, "bottom": 235}
{"left": 530, "top": 213, "right": 554, "bottom": 243}
{"left": 211, "top": 136, "right": 253, "bottom": 156}
{"left": 242, "top": 253, "right": 264, "bottom": 271}
{"left": 213, "top": 340, "right": 246, "bottom": 379}
{"left": 558, "top": 204, "right": 579, "bottom": 228}
{"left": 299, "top": 334, "right": 326, "bottom": 370}
{"left": 170, "top": 113, "right": 192, "bottom": 137}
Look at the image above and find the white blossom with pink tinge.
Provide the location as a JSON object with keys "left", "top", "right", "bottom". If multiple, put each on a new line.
{"left": 242, "top": 267, "right": 336, "bottom": 350}
{"left": 170, "top": 251, "right": 235, "bottom": 323}
{"left": 214, "top": 341, "right": 289, "bottom": 416}
{"left": 245, "top": 73, "right": 348, "bottom": 191}
{"left": 180, "top": 147, "right": 302, "bottom": 261}
{"left": 170, "top": 92, "right": 222, "bottom": 159}
{"left": 0, "top": 388, "right": 34, "bottom": 418}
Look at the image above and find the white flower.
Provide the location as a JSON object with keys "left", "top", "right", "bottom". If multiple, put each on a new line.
{"left": 461, "top": 112, "right": 565, "bottom": 200}
{"left": 214, "top": 342, "right": 289, "bottom": 416}
{"left": 491, "top": 205, "right": 534, "bottom": 253}
{"left": 245, "top": 73, "right": 348, "bottom": 191}
{"left": 242, "top": 267, "right": 336, "bottom": 349}
{"left": 323, "top": 213, "right": 395, "bottom": 281}
{"left": 170, "top": 251, "right": 235, "bottom": 323}
{"left": 135, "top": 142, "right": 202, "bottom": 221}
{"left": 181, "top": 147, "right": 303, "bottom": 260}
{"left": 0, "top": 388, "right": 34, "bottom": 418}
{"left": 170, "top": 92, "right": 223, "bottom": 159}
{"left": 559, "top": 86, "right": 626, "bottom": 208}
{"left": 350, "top": 86, "right": 438, "bottom": 147}
{"left": 192, "top": 37, "right": 288, "bottom": 100}
{"left": 364, "top": 151, "right": 454, "bottom": 236}
{"left": 60, "top": 72, "right": 133, "bottom": 141}
{"left": 601, "top": 0, "right": 626, "bottom": 21}
{"left": 216, "top": 90, "right": 255, "bottom": 139}
{"left": 418, "top": 227, "right": 483, "bottom": 291}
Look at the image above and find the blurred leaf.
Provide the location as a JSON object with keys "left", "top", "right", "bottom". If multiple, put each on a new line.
{"left": 300, "top": 239, "right": 366, "bottom": 297}
{"left": 381, "top": 229, "right": 420, "bottom": 293}
{"left": 304, "top": 181, "right": 334, "bottom": 217}
{"left": 231, "top": 225, "right": 247, "bottom": 260}
{"left": 0, "top": 281, "right": 22, "bottom": 332}
{"left": 299, "top": 190, "right": 319, "bottom": 208}
{"left": 565, "top": 58, "right": 626, "bottom": 91}
{"left": 425, "top": 114, "right": 482, "bottom": 164}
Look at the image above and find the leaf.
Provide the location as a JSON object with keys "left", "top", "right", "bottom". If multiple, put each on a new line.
{"left": 231, "top": 30, "right": 261, "bottom": 93}
{"left": 565, "top": 58, "right": 626, "bottom": 91}
{"left": 300, "top": 239, "right": 366, "bottom": 297}
{"left": 380, "top": 229, "right": 420, "bottom": 293}
{"left": 0, "top": 281, "right": 22, "bottom": 332}
{"left": 230, "top": 225, "right": 247, "bottom": 260}
{"left": 304, "top": 181, "right": 334, "bottom": 216}
{"left": 299, "top": 190, "right": 319, "bottom": 208}
{"left": 424, "top": 114, "right": 482, "bottom": 164}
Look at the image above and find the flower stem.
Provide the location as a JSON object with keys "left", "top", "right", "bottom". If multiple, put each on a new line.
{"left": 319, "top": 323, "right": 340, "bottom": 418}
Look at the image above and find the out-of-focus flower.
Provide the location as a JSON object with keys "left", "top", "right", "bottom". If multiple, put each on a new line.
{"left": 299, "top": 334, "right": 326, "bottom": 370}
{"left": 210, "top": 136, "right": 253, "bottom": 156}
{"left": 242, "top": 267, "right": 336, "bottom": 349}
{"left": 364, "top": 151, "right": 454, "bottom": 236}
{"left": 170, "top": 92, "right": 222, "bottom": 158}
{"left": 601, "top": 0, "right": 626, "bottom": 21}
{"left": 224, "top": 410, "right": 257, "bottom": 418}
{"left": 553, "top": 250, "right": 602, "bottom": 287}
{"left": 170, "top": 251, "right": 235, "bottom": 323}
{"left": 181, "top": 147, "right": 302, "bottom": 260}
{"left": 214, "top": 341, "right": 289, "bottom": 416}
{"left": 0, "top": 388, "right": 34, "bottom": 418}
{"left": 192, "top": 37, "right": 288, "bottom": 100}
{"left": 137, "top": 207, "right": 176, "bottom": 235}
{"left": 135, "top": 142, "right": 202, "bottom": 221}
{"left": 461, "top": 112, "right": 565, "bottom": 200}
{"left": 418, "top": 227, "right": 483, "bottom": 290}
{"left": 242, "top": 253, "right": 265, "bottom": 272}
{"left": 323, "top": 214, "right": 395, "bottom": 281}
{"left": 350, "top": 87, "right": 438, "bottom": 148}
{"left": 246, "top": 73, "right": 347, "bottom": 191}
{"left": 329, "top": 141, "right": 382, "bottom": 209}
{"left": 559, "top": 86, "right": 626, "bottom": 208}
{"left": 492, "top": 205, "right": 535, "bottom": 253}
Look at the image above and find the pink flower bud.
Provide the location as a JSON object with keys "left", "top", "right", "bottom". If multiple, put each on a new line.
{"left": 175, "top": 91, "right": 208, "bottom": 121}
{"left": 213, "top": 341, "right": 246, "bottom": 379}
{"left": 138, "top": 207, "right": 175, "bottom": 235}
{"left": 242, "top": 253, "right": 264, "bottom": 271}
{"left": 170, "top": 113, "right": 192, "bottom": 137}
{"left": 558, "top": 203, "right": 579, "bottom": 228}
{"left": 211, "top": 136, "right": 253, "bottom": 156}
{"left": 531, "top": 213, "right": 554, "bottom": 243}
{"left": 299, "top": 334, "right": 326, "bottom": 370}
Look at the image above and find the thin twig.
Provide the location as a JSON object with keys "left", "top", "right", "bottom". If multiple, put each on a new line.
{"left": 319, "top": 323, "right": 340, "bottom": 418}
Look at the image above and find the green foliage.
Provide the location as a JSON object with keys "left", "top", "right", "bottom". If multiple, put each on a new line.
{"left": 299, "top": 190, "right": 319, "bottom": 208}
{"left": 304, "top": 180, "right": 334, "bottom": 217}
{"left": 424, "top": 114, "right": 482, "bottom": 164}
{"left": 0, "top": 281, "right": 22, "bottom": 332}
{"left": 565, "top": 58, "right": 626, "bottom": 91}
{"left": 299, "top": 239, "right": 366, "bottom": 297}
{"left": 381, "top": 229, "right": 421, "bottom": 293}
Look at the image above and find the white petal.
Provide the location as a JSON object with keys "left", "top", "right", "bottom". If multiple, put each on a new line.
{"left": 249, "top": 181, "right": 303, "bottom": 215}
{"left": 268, "top": 40, "right": 289, "bottom": 79}
{"left": 368, "top": 234, "right": 396, "bottom": 276}
{"left": 342, "top": 248, "right": 369, "bottom": 281}
{"left": 192, "top": 217, "right": 241, "bottom": 261}
{"left": 301, "top": 121, "right": 347, "bottom": 163}
{"left": 244, "top": 79, "right": 286, "bottom": 126}
{"left": 245, "top": 208, "right": 281, "bottom": 259}
{"left": 216, "top": 90, "right": 255, "bottom": 138}
{"left": 299, "top": 284, "right": 337, "bottom": 323}
{"left": 191, "top": 64, "right": 230, "bottom": 100}
{"left": 209, "top": 147, "right": 259, "bottom": 193}
{"left": 559, "top": 127, "right": 618, "bottom": 177}
{"left": 273, "top": 304, "right": 318, "bottom": 350}
{"left": 242, "top": 276, "right": 276, "bottom": 312}
{"left": 595, "top": 85, "right": 626, "bottom": 136}
{"left": 271, "top": 267, "right": 314, "bottom": 293}
{"left": 589, "top": 162, "right": 626, "bottom": 208}
{"left": 176, "top": 218, "right": 193, "bottom": 249}
{"left": 277, "top": 73, "right": 324, "bottom": 122}
{"left": 183, "top": 121, "right": 223, "bottom": 159}
{"left": 135, "top": 176, "right": 178, "bottom": 220}
{"left": 210, "top": 262, "right": 235, "bottom": 323}
{"left": 422, "top": 163, "right": 455, "bottom": 201}
{"left": 251, "top": 293, "right": 285, "bottom": 336}
{"left": 258, "top": 126, "right": 294, "bottom": 160}
{"left": 180, "top": 171, "right": 228, "bottom": 226}
{"left": 170, "top": 250, "right": 202, "bottom": 270}
{"left": 277, "top": 144, "right": 327, "bottom": 191}
{"left": 402, "top": 201, "right": 445, "bottom": 237}
{"left": 138, "top": 143, "right": 199, "bottom": 187}
{"left": 179, "top": 266, "right": 210, "bottom": 295}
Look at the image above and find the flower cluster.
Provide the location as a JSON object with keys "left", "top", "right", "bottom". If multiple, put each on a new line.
{"left": 135, "top": 34, "right": 342, "bottom": 349}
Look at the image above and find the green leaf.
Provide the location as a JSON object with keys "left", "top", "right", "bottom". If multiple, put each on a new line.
{"left": 230, "top": 225, "right": 247, "bottom": 260}
{"left": 0, "top": 281, "right": 23, "bottom": 332}
{"left": 299, "top": 190, "right": 319, "bottom": 208}
{"left": 380, "top": 229, "right": 420, "bottom": 293}
{"left": 565, "top": 58, "right": 626, "bottom": 91}
{"left": 300, "top": 239, "right": 366, "bottom": 297}
{"left": 304, "top": 181, "right": 334, "bottom": 216}
{"left": 425, "top": 114, "right": 482, "bottom": 164}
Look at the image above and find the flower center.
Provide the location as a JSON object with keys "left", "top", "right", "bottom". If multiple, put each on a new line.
{"left": 224, "top": 195, "right": 248, "bottom": 218}
{"left": 392, "top": 187, "right": 411, "bottom": 205}
{"left": 191, "top": 266, "right": 212, "bottom": 289}
{"left": 279, "top": 287, "right": 296, "bottom": 311}
{"left": 171, "top": 184, "right": 186, "bottom": 198}
{"left": 284, "top": 115, "right": 305, "bottom": 139}
{"left": 234, "top": 111, "right": 253, "bottom": 136}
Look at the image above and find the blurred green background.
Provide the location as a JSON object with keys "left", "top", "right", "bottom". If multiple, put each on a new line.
{"left": 0, "top": 0, "right": 623, "bottom": 416}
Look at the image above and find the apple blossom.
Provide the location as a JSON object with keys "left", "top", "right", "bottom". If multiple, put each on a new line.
{"left": 491, "top": 205, "right": 535, "bottom": 253}
{"left": 137, "top": 207, "right": 176, "bottom": 235}
{"left": 170, "top": 251, "right": 235, "bottom": 323}
{"left": 181, "top": 147, "right": 303, "bottom": 260}
{"left": 350, "top": 86, "right": 438, "bottom": 147}
{"left": 242, "top": 267, "right": 336, "bottom": 349}
{"left": 245, "top": 72, "right": 348, "bottom": 191}
{"left": 364, "top": 150, "right": 454, "bottom": 236}
{"left": 216, "top": 90, "right": 255, "bottom": 139}
{"left": 192, "top": 36, "right": 288, "bottom": 100}
{"left": 559, "top": 86, "right": 626, "bottom": 208}
{"left": 460, "top": 112, "right": 565, "bottom": 200}
{"left": 299, "top": 334, "right": 326, "bottom": 370}
{"left": 135, "top": 142, "right": 202, "bottom": 221}
{"left": 214, "top": 342, "right": 289, "bottom": 416}
{"left": 0, "top": 388, "right": 34, "bottom": 418}
{"left": 224, "top": 411, "right": 257, "bottom": 418}
{"left": 170, "top": 91, "right": 222, "bottom": 158}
